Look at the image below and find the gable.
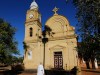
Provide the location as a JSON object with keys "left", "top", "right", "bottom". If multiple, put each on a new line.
{"left": 49, "top": 45, "right": 66, "bottom": 50}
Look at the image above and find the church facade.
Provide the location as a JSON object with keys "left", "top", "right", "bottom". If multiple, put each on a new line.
{"left": 24, "top": 0, "right": 78, "bottom": 70}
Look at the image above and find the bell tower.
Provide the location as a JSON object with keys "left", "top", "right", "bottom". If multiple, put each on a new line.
{"left": 24, "top": 0, "right": 42, "bottom": 70}
{"left": 24, "top": 0, "right": 41, "bottom": 42}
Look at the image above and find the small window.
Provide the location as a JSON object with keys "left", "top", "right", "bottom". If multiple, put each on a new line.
{"left": 30, "top": 27, "right": 33, "bottom": 37}
{"left": 28, "top": 50, "right": 32, "bottom": 60}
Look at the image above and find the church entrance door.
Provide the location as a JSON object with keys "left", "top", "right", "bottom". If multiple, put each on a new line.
{"left": 54, "top": 52, "right": 63, "bottom": 69}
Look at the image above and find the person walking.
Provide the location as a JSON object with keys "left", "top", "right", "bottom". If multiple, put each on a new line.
{"left": 37, "top": 63, "right": 44, "bottom": 75}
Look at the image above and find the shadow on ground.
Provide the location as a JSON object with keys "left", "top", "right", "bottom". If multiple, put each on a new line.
{"left": 0, "top": 64, "right": 24, "bottom": 75}
{"left": 0, "top": 70, "right": 77, "bottom": 75}
{"left": 45, "top": 69, "right": 78, "bottom": 75}
{"left": 82, "top": 69, "right": 100, "bottom": 73}
{"left": 0, "top": 66, "right": 78, "bottom": 75}
{"left": 0, "top": 70, "right": 23, "bottom": 75}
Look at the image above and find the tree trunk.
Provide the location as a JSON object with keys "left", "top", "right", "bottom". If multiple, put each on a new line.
{"left": 85, "top": 61, "right": 90, "bottom": 69}
{"left": 43, "top": 43, "right": 45, "bottom": 68}
{"left": 91, "top": 58, "right": 96, "bottom": 69}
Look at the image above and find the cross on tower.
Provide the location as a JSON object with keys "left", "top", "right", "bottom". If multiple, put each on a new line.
{"left": 53, "top": 7, "right": 59, "bottom": 15}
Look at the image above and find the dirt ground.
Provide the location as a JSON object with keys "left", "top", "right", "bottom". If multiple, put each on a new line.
{"left": 81, "top": 67, "right": 100, "bottom": 75}
{"left": 81, "top": 71, "right": 100, "bottom": 75}
{"left": 18, "top": 71, "right": 100, "bottom": 75}
{"left": 18, "top": 69, "right": 100, "bottom": 75}
{"left": 0, "top": 67, "right": 100, "bottom": 75}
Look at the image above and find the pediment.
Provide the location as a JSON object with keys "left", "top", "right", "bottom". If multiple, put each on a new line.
{"left": 49, "top": 45, "right": 66, "bottom": 50}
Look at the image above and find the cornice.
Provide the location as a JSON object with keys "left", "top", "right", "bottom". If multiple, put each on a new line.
{"left": 25, "top": 20, "right": 41, "bottom": 27}
{"left": 24, "top": 39, "right": 42, "bottom": 43}
{"left": 48, "top": 35, "right": 77, "bottom": 41}
{"left": 24, "top": 34, "right": 76, "bottom": 43}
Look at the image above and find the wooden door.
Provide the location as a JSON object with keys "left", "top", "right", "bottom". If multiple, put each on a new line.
{"left": 54, "top": 52, "right": 63, "bottom": 69}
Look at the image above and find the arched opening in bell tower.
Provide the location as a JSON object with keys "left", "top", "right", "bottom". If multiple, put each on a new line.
{"left": 29, "top": 27, "right": 33, "bottom": 37}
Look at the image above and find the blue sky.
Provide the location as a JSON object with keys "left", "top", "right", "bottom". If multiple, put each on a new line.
{"left": 0, "top": 0, "right": 77, "bottom": 56}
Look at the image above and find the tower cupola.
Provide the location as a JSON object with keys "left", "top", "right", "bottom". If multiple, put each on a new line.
{"left": 30, "top": 0, "right": 38, "bottom": 10}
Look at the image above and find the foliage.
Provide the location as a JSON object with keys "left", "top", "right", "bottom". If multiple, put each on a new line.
{"left": 23, "top": 42, "right": 29, "bottom": 56}
{"left": 73, "top": 0, "right": 100, "bottom": 34}
{"left": 12, "top": 56, "right": 23, "bottom": 64}
{"left": 73, "top": 0, "right": 100, "bottom": 68}
{"left": 42, "top": 26, "right": 52, "bottom": 43}
{"left": 78, "top": 35, "right": 100, "bottom": 59}
{"left": 0, "top": 18, "right": 19, "bottom": 64}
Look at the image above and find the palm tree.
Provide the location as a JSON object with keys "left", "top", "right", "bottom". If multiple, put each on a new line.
{"left": 42, "top": 25, "right": 52, "bottom": 68}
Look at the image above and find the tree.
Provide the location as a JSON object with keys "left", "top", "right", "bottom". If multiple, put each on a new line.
{"left": 73, "top": 0, "right": 100, "bottom": 69}
{"left": 23, "top": 42, "right": 29, "bottom": 57}
{"left": 42, "top": 25, "right": 52, "bottom": 68}
{"left": 0, "top": 18, "right": 19, "bottom": 64}
{"left": 12, "top": 56, "right": 23, "bottom": 64}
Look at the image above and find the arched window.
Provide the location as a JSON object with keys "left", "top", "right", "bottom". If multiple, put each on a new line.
{"left": 30, "top": 27, "right": 33, "bottom": 37}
